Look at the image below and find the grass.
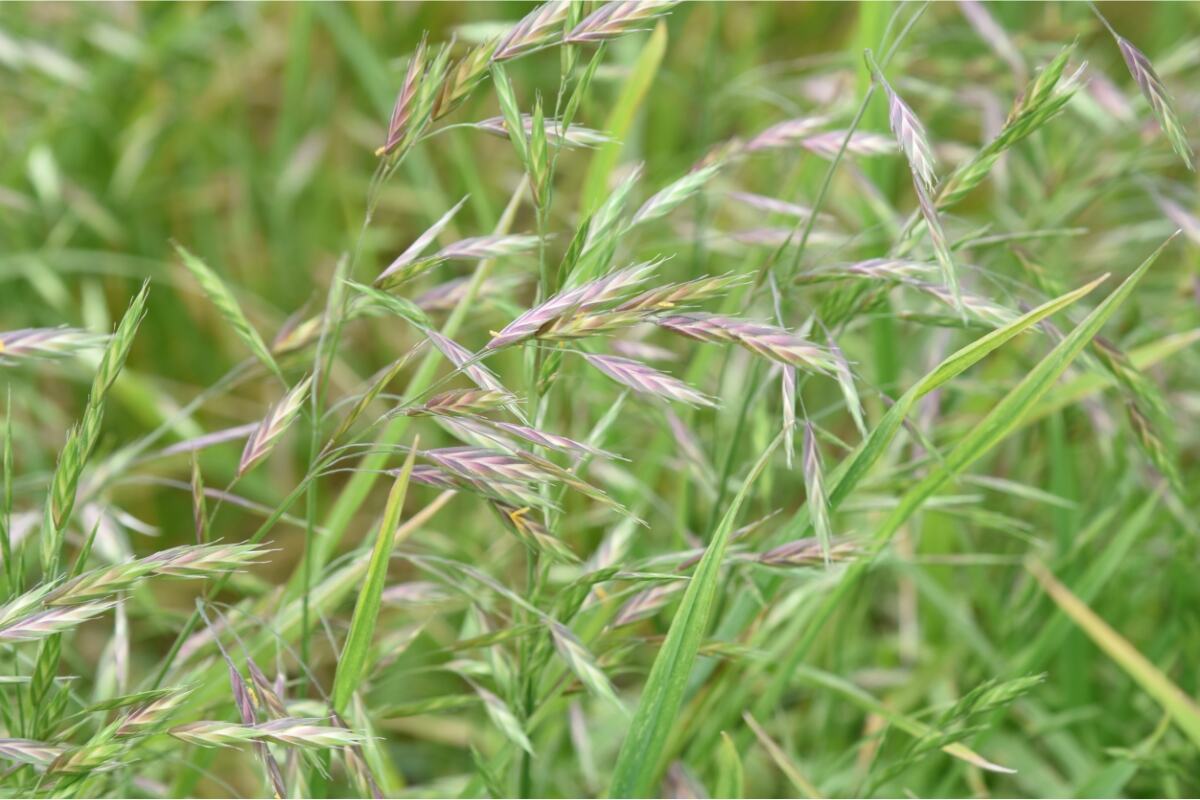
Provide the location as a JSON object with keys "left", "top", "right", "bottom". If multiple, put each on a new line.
{"left": 1, "top": 1, "right": 1199, "bottom": 797}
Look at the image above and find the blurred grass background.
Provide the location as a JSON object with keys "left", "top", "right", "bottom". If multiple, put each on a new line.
{"left": 3, "top": 2, "right": 1200, "bottom": 796}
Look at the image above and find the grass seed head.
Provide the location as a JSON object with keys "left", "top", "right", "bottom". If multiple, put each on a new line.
{"left": 582, "top": 353, "right": 716, "bottom": 407}
{"left": 658, "top": 313, "right": 837, "bottom": 373}
{"left": 1113, "top": 33, "right": 1194, "bottom": 170}
{"left": 0, "top": 328, "right": 108, "bottom": 365}
{"left": 493, "top": 1, "right": 570, "bottom": 61}
{"left": 238, "top": 377, "right": 313, "bottom": 477}
{"left": 565, "top": 0, "right": 680, "bottom": 44}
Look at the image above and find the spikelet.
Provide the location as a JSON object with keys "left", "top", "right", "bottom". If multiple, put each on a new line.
{"left": 745, "top": 116, "right": 831, "bottom": 152}
{"left": 657, "top": 313, "right": 837, "bottom": 373}
{"left": 169, "top": 719, "right": 365, "bottom": 749}
{"left": 0, "top": 601, "right": 116, "bottom": 644}
{"left": 0, "top": 738, "right": 66, "bottom": 768}
{"left": 1094, "top": 8, "right": 1195, "bottom": 171}
{"left": 380, "top": 228, "right": 538, "bottom": 288}
{"left": 613, "top": 582, "right": 683, "bottom": 627}
{"left": 404, "top": 389, "right": 513, "bottom": 417}
{"left": 376, "top": 197, "right": 468, "bottom": 285}
{"left": 616, "top": 273, "right": 742, "bottom": 313}
{"left": 115, "top": 689, "right": 194, "bottom": 737}
{"left": 798, "top": 130, "right": 896, "bottom": 159}
{"left": 937, "top": 44, "right": 1082, "bottom": 207}
{"left": 756, "top": 537, "right": 857, "bottom": 567}
{"left": 378, "top": 35, "right": 430, "bottom": 156}
{"left": 548, "top": 621, "right": 623, "bottom": 710}
{"left": 0, "top": 328, "right": 108, "bottom": 365}
{"left": 802, "top": 424, "right": 833, "bottom": 566}
{"left": 426, "top": 330, "right": 512, "bottom": 397}
{"left": 44, "top": 281, "right": 150, "bottom": 572}
{"left": 474, "top": 115, "right": 612, "bottom": 148}
{"left": 238, "top": 377, "right": 312, "bottom": 477}
{"left": 581, "top": 353, "right": 716, "bottom": 408}
{"left": 493, "top": 0, "right": 571, "bottom": 61}
{"left": 565, "top": 1, "right": 680, "bottom": 44}
{"left": 486, "top": 261, "right": 657, "bottom": 349}
{"left": 432, "top": 40, "right": 497, "bottom": 123}
{"left": 629, "top": 163, "right": 723, "bottom": 228}
{"left": 448, "top": 416, "right": 613, "bottom": 458}
{"left": 868, "top": 50, "right": 937, "bottom": 192}
{"left": 174, "top": 244, "right": 280, "bottom": 378}
{"left": 781, "top": 365, "right": 797, "bottom": 468}
{"left": 494, "top": 503, "right": 578, "bottom": 564}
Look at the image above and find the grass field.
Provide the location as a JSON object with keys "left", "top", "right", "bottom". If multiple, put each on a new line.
{"left": 2, "top": 1, "right": 1199, "bottom": 797}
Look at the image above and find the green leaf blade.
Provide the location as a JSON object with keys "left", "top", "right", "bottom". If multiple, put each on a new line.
{"left": 330, "top": 443, "right": 417, "bottom": 714}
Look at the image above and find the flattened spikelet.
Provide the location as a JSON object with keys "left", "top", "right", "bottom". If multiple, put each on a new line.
{"left": 116, "top": 689, "right": 193, "bottom": 737}
{"left": 802, "top": 424, "right": 832, "bottom": 566}
{"left": 486, "top": 261, "right": 657, "bottom": 349}
{"left": 657, "top": 313, "right": 836, "bottom": 373}
{"left": 565, "top": 0, "right": 679, "bottom": 44}
{"left": 629, "top": 163, "right": 722, "bottom": 228}
{"left": 0, "top": 738, "right": 65, "bottom": 768}
{"left": 1095, "top": 11, "right": 1196, "bottom": 171}
{"left": 495, "top": 503, "right": 578, "bottom": 563}
{"left": 436, "top": 234, "right": 541, "bottom": 262}
{"left": 581, "top": 353, "right": 716, "bottom": 407}
{"left": 405, "top": 388, "right": 513, "bottom": 417}
{"left": 475, "top": 115, "right": 612, "bottom": 148}
{"left": 451, "top": 417, "right": 613, "bottom": 458}
{"left": 239, "top": 377, "right": 312, "bottom": 477}
{"left": 169, "top": 719, "right": 364, "bottom": 749}
{"left": 493, "top": 0, "right": 570, "bottom": 61}
{"left": 799, "top": 130, "right": 895, "bottom": 159}
{"left": 0, "top": 328, "right": 107, "bottom": 364}
{"left": 0, "top": 601, "right": 115, "bottom": 644}
{"left": 745, "top": 116, "right": 830, "bottom": 152}
{"left": 781, "top": 365, "right": 797, "bottom": 468}
{"left": 378, "top": 35, "right": 429, "bottom": 156}
{"left": 174, "top": 244, "right": 280, "bottom": 378}
{"left": 757, "top": 537, "right": 857, "bottom": 567}
{"left": 937, "top": 44, "right": 1082, "bottom": 207}
{"left": 45, "top": 281, "right": 150, "bottom": 570}
{"left": 613, "top": 582, "right": 682, "bottom": 627}
{"left": 471, "top": 681, "right": 533, "bottom": 753}
{"left": 869, "top": 51, "right": 937, "bottom": 191}
{"left": 377, "top": 197, "right": 468, "bottom": 285}
{"left": 549, "top": 621, "right": 623, "bottom": 710}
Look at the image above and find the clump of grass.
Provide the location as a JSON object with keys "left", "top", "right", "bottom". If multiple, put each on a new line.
{"left": 2, "top": 3, "right": 1198, "bottom": 798}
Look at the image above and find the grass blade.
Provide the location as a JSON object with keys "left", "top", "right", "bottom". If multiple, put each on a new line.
{"left": 1028, "top": 559, "right": 1200, "bottom": 749}
{"left": 580, "top": 21, "right": 667, "bottom": 214}
{"left": 610, "top": 433, "right": 780, "bottom": 797}
{"left": 330, "top": 442, "right": 417, "bottom": 714}
{"left": 774, "top": 235, "right": 1174, "bottom": 691}
{"left": 742, "top": 712, "right": 822, "bottom": 797}
{"left": 713, "top": 732, "right": 744, "bottom": 799}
